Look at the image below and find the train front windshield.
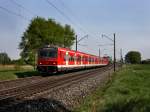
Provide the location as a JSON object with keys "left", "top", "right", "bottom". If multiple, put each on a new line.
{"left": 39, "top": 48, "right": 57, "bottom": 58}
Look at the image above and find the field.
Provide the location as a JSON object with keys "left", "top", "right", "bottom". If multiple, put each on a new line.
{"left": 0, "top": 65, "right": 39, "bottom": 81}
{"left": 74, "top": 64, "right": 150, "bottom": 112}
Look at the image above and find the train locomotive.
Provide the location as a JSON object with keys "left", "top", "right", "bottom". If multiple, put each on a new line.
{"left": 37, "top": 46, "right": 109, "bottom": 73}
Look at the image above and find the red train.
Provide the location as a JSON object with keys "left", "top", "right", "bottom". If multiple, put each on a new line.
{"left": 37, "top": 46, "right": 109, "bottom": 73}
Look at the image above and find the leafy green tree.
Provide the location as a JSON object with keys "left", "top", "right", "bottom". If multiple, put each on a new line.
{"left": 125, "top": 51, "right": 141, "bottom": 64}
{"left": 19, "top": 17, "right": 75, "bottom": 65}
{"left": 0, "top": 52, "right": 11, "bottom": 65}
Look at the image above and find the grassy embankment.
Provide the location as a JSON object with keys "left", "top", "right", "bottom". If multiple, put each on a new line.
{"left": 0, "top": 65, "right": 39, "bottom": 81}
{"left": 74, "top": 64, "right": 150, "bottom": 112}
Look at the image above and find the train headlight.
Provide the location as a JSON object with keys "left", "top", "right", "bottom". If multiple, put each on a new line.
{"left": 53, "top": 62, "right": 56, "bottom": 65}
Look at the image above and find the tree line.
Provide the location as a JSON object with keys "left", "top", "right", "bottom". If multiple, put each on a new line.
{"left": 19, "top": 17, "right": 75, "bottom": 65}
{"left": 0, "top": 52, "right": 11, "bottom": 64}
{"left": 0, "top": 52, "right": 25, "bottom": 65}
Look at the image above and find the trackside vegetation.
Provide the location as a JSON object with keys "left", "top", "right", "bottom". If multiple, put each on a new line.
{"left": 0, "top": 65, "right": 39, "bottom": 81}
{"left": 74, "top": 64, "right": 150, "bottom": 112}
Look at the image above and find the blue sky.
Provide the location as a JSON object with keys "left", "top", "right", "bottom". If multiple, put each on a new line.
{"left": 0, "top": 0, "right": 150, "bottom": 59}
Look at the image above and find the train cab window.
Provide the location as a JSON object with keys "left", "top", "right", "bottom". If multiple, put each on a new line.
{"left": 39, "top": 48, "right": 57, "bottom": 58}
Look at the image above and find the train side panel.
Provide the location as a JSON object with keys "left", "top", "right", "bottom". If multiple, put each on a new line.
{"left": 37, "top": 46, "right": 109, "bottom": 74}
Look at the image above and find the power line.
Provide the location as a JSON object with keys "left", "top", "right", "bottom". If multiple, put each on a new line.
{"left": 0, "top": 6, "right": 29, "bottom": 21}
{"left": 9, "top": 0, "right": 37, "bottom": 17}
{"left": 46, "top": 0, "right": 99, "bottom": 42}
{"left": 58, "top": 0, "right": 98, "bottom": 38}
{"left": 45, "top": 0, "right": 87, "bottom": 34}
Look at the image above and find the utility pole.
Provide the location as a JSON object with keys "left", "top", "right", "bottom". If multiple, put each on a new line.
{"left": 101, "top": 33, "right": 116, "bottom": 72}
{"left": 114, "top": 33, "right": 116, "bottom": 72}
{"left": 75, "top": 34, "right": 88, "bottom": 51}
{"left": 76, "top": 35, "right": 77, "bottom": 51}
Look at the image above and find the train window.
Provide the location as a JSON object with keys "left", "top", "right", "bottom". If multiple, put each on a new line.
{"left": 85, "top": 57, "right": 88, "bottom": 62}
{"left": 82, "top": 57, "right": 85, "bottom": 61}
{"left": 73, "top": 56, "right": 76, "bottom": 61}
{"left": 72, "top": 56, "right": 74, "bottom": 62}
{"left": 77, "top": 56, "right": 81, "bottom": 62}
{"left": 69, "top": 56, "right": 74, "bottom": 62}
{"left": 39, "top": 48, "right": 57, "bottom": 58}
{"left": 72, "top": 56, "right": 74, "bottom": 61}
{"left": 89, "top": 57, "right": 91, "bottom": 62}
{"left": 65, "top": 55, "right": 69, "bottom": 61}
{"left": 91, "top": 58, "right": 94, "bottom": 62}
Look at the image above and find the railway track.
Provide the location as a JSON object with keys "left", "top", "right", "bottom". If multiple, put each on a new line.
{"left": 0, "top": 76, "right": 43, "bottom": 91}
{"left": 0, "top": 65, "right": 114, "bottom": 111}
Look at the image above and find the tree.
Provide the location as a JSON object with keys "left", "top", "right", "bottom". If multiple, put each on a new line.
{"left": 19, "top": 17, "right": 75, "bottom": 65}
{"left": 141, "top": 59, "right": 150, "bottom": 64}
{"left": 11, "top": 58, "right": 25, "bottom": 65}
{"left": 125, "top": 51, "right": 141, "bottom": 64}
{"left": 0, "top": 52, "right": 11, "bottom": 65}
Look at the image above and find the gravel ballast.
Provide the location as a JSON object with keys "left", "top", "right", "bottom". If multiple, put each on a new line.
{"left": 4, "top": 68, "right": 116, "bottom": 112}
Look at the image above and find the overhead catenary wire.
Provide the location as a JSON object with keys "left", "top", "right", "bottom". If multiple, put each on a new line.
{"left": 58, "top": 0, "right": 86, "bottom": 32}
{"left": 58, "top": 0, "right": 99, "bottom": 39}
{"left": 9, "top": 0, "right": 37, "bottom": 17}
{"left": 0, "top": 6, "right": 29, "bottom": 21}
{"left": 45, "top": 0, "right": 88, "bottom": 34}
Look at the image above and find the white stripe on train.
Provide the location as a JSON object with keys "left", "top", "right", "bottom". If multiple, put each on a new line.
{"left": 38, "top": 64, "right": 107, "bottom": 68}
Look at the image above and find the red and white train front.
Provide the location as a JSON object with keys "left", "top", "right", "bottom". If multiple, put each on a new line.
{"left": 37, "top": 46, "right": 109, "bottom": 73}
{"left": 37, "top": 47, "right": 58, "bottom": 73}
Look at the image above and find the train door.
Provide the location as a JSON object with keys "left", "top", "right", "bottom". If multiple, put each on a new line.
{"left": 66, "top": 51, "right": 69, "bottom": 66}
{"left": 76, "top": 54, "right": 81, "bottom": 65}
{"left": 68, "top": 52, "right": 75, "bottom": 65}
{"left": 60, "top": 50, "right": 66, "bottom": 65}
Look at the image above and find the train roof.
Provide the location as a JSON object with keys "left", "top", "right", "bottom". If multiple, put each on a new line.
{"left": 40, "top": 45, "right": 102, "bottom": 58}
{"left": 58, "top": 47, "right": 100, "bottom": 58}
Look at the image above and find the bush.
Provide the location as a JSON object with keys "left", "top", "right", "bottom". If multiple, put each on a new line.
{"left": 125, "top": 51, "right": 141, "bottom": 64}
{"left": 141, "top": 59, "right": 150, "bottom": 64}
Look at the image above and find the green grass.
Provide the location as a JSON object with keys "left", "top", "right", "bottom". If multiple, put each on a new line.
{"left": 0, "top": 65, "right": 39, "bottom": 81}
{"left": 74, "top": 64, "right": 150, "bottom": 112}
{"left": 0, "top": 70, "right": 18, "bottom": 80}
